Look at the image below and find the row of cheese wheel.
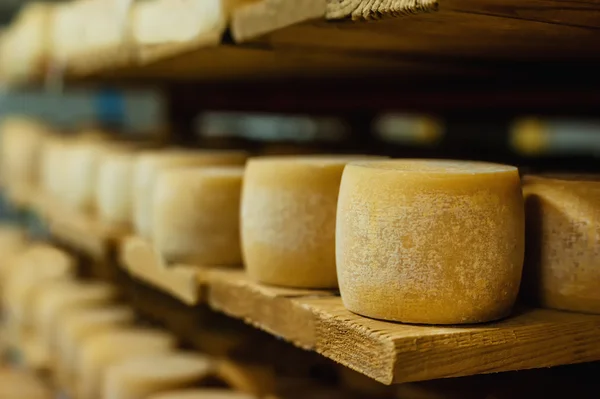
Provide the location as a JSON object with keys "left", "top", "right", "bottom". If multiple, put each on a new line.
{"left": 0, "top": 0, "right": 254, "bottom": 85}
{"left": 1, "top": 235, "right": 363, "bottom": 399}
{"left": 1, "top": 118, "right": 599, "bottom": 326}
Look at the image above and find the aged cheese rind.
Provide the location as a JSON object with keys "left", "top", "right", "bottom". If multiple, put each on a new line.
{"left": 77, "top": 328, "right": 176, "bottom": 399}
{"left": 103, "top": 352, "right": 213, "bottom": 399}
{"left": 152, "top": 167, "right": 244, "bottom": 265}
{"left": 242, "top": 156, "right": 384, "bottom": 289}
{"left": 97, "top": 151, "right": 137, "bottom": 225}
{"left": 522, "top": 174, "right": 600, "bottom": 314}
{"left": 336, "top": 160, "right": 525, "bottom": 324}
{"left": 133, "top": 150, "right": 247, "bottom": 239}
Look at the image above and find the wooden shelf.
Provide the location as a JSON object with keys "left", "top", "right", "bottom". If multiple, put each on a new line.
{"left": 68, "top": 0, "right": 600, "bottom": 88}
{"left": 114, "top": 235, "right": 600, "bottom": 385}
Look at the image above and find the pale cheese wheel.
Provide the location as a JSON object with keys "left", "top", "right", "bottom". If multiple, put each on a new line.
{"left": 0, "top": 116, "right": 46, "bottom": 190}
{"left": 40, "top": 134, "right": 72, "bottom": 202}
{"left": 336, "top": 160, "right": 525, "bottom": 324}
{"left": 241, "top": 156, "right": 385, "bottom": 288}
{"left": 132, "top": 150, "right": 247, "bottom": 238}
{"left": 148, "top": 389, "right": 257, "bottom": 399}
{"left": 522, "top": 174, "right": 600, "bottom": 314}
{"left": 103, "top": 352, "right": 213, "bottom": 399}
{"left": 76, "top": 328, "right": 177, "bottom": 399}
{"left": 0, "top": 226, "right": 28, "bottom": 280}
{"left": 152, "top": 167, "right": 244, "bottom": 265}
{"left": 31, "top": 280, "right": 119, "bottom": 363}
{"left": 97, "top": 151, "right": 137, "bottom": 225}
{"left": 55, "top": 305, "right": 136, "bottom": 393}
{"left": 0, "top": 3, "right": 53, "bottom": 84}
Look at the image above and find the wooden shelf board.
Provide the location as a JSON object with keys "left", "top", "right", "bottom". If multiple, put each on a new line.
{"left": 116, "top": 235, "right": 600, "bottom": 385}
{"left": 65, "top": 0, "right": 600, "bottom": 87}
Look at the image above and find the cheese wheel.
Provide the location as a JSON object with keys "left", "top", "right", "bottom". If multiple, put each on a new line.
{"left": 31, "top": 280, "right": 119, "bottom": 363}
{"left": 215, "top": 359, "right": 276, "bottom": 397}
{"left": 97, "top": 151, "right": 137, "bottom": 225}
{"left": 522, "top": 174, "right": 600, "bottom": 314}
{"left": 40, "top": 134, "right": 73, "bottom": 203}
{"left": 55, "top": 305, "right": 136, "bottom": 393}
{"left": 0, "top": 117, "right": 46, "bottom": 190}
{"left": 133, "top": 150, "right": 247, "bottom": 238}
{"left": 0, "top": 369, "right": 52, "bottom": 399}
{"left": 241, "top": 156, "right": 385, "bottom": 288}
{"left": 152, "top": 167, "right": 244, "bottom": 265}
{"left": 0, "top": 226, "right": 28, "bottom": 280}
{"left": 77, "top": 328, "right": 177, "bottom": 399}
{"left": 336, "top": 160, "right": 525, "bottom": 324}
{"left": 103, "top": 352, "right": 213, "bottom": 399}
{"left": 148, "top": 389, "right": 257, "bottom": 399}
{"left": 3, "top": 244, "right": 75, "bottom": 327}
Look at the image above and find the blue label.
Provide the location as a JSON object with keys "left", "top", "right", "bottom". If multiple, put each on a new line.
{"left": 96, "top": 89, "right": 125, "bottom": 126}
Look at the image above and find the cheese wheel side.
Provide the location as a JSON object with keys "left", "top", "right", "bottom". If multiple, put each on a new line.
{"left": 522, "top": 175, "right": 600, "bottom": 314}
{"left": 242, "top": 156, "right": 385, "bottom": 289}
{"left": 152, "top": 167, "right": 244, "bottom": 265}
{"left": 336, "top": 160, "right": 525, "bottom": 324}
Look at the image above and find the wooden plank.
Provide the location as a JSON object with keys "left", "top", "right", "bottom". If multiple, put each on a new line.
{"left": 206, "top": 273, "right": 600, "bottom": 385}
{"left": 121, "top": 236, "right": 208, "bottom": 305}
{"left": 208, "top": 270, "right": 335, "bottom": 350}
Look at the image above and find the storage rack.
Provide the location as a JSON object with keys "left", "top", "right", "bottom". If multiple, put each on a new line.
{"left": 2, "top": 0, "right": 600, "bottom": 395}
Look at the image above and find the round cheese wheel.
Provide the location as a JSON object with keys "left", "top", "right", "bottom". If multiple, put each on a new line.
{"left": 148, "top": 389, "right": 257, "bottom": 399}
{"left": 40, "top": 134, "right": 72, "bottom": 202}
{"left": 31, "top": 280, "right": 119, "bottom": 363}
{"left": 0, "top": 117, "right": 46, "bottom": 189}
{"left": 241, "top": 155, "right": 384, "bottom": 288}
{"left": 132, "top": 150, "right": 247, "bottom": 239}
{"left": 0, "top": 226, "right": 28, "bottom": 279}
{"left": 76, "top": 327, "right": 177, "bottom": 399}
{"left": 522, "top": 174, "right": 600, "bottom": 314}
{"left": 336, "top": 160, "right": 525, "bottom": 324}
{"left": 55, "top": 305, "right": 136, "bottom": 393}
{"left": 103, "top": 352, "right": 213, "bottom": 399}
{"left": 97, "top": 151, "right": 137, "bottom": 225}
{"left": 152, "top": 167, "right": 244, "bottom": 265}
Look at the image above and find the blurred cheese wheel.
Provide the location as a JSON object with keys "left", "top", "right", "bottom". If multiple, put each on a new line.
{"left": 104, "top": 352, "right": 213, "bottom": 399}
{"left": 148, "top": 389, "right": 257, "bottom": 399}
{"left": 76, "top": 328, "right": 177, "bottom": 399}
{"left": 0, "top": 369, "right": 52, "bottom": 399}
{"left": 133, "top": 150, "right": 247, "bottom": 238}
{"left": 97, "top": 151, "right": 137, "bottom": 225}
{"left": 0, "top": 116, "right": 47, "bottom": 189}
{"left": 55, "top": 305, "right": 136, "bottom": 393}
{"left": 0, "top": 225, "right": 28, "bottom": 279}
{"left": 152, "top": 167, "right": 244, "bottom": 265}
{"left": 40, "top": 134, "right": 71, "bottom": 202}
{"left": 31, "top": 280, "right": 119, "bottom": 363}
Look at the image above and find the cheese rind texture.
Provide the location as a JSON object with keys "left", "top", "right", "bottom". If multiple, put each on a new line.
{"left": 522, "top": 174, "right": 600, "bottom": 314}
{"left": 242, "top": 156, "right": 384, "bottom": 288}
{"left": 336, "top": 160, "right": 525, "bottom": 324}
{"left": 132, "top": 150, "right": 247, "bottom": 239}
{"left": 97, "top": 151, "right": 137, "bottom": 225}
{"left": 152, "top": 167, "right": 244, "bottom": 265}
{"left": 103, "top": 352, "right": 213, "bottom": 399}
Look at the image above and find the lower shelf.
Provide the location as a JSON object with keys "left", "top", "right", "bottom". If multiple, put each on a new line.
{"left": 118, "top": 237, "right": 600, "bottom": 385}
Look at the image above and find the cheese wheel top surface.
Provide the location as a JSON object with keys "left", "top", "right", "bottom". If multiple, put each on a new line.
{"left": 336, "top": 159, "right": 524, "bottom": 324}
{"left": 148, "top": 389, "right": 256, "bottom": 399}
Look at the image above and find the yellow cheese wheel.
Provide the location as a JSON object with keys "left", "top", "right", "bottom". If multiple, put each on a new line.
{"left": 241, "top": 156, "right": 384, "bottom": 288}
{"left": 0, "top": 117, "right": 46, "bottom": 190}
{"left": 103, "top": 352, "right": 213, "bottom": 399}
{"left": 76, "top": 327, "right": 177, "bottom": 399}
{"left": 0, "top": 369, "right": 52, "bottom": 399}
{"left": 133, "top": 150, "right": 247, "bottom": 239}
{"left": 152, "top": 167, "right": 244, "bottom": 265}
{"left": 522, "top": 174, "right": 600, "bottom": 314}
{"left": 0, "top": 226, "right": 28, "bottom": 279}
{"left": 336, "top": 160, "right": 525, "bottom": 324}
{"left": 55, "top": 305, "right": 136, "bottom": 393}
{"left": 31, "top": 280, "right": 119, "bottom": 363}
{"left": 97, "top": 151, "right": 137, "bottom": 225}
{"left": 148, "top": 389, "right": 257, "bottom": 399}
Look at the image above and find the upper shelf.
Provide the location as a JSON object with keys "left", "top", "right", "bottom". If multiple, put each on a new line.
{"left": 2, "top": 0, "right": 600, "bottom": 88}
